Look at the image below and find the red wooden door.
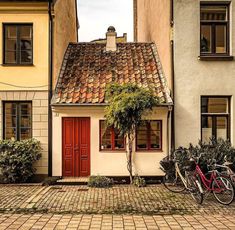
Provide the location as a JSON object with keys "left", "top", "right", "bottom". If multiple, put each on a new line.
{"left": 62, "top": 118, "right": 90, "bottom": 177}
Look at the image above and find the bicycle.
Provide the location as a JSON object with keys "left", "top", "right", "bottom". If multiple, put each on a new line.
{"left": 190, "top": 154, "right": 234, "bottom": 205}
{"left": 161, "top": 150, "right": 204, "bottom": 204}
{"left": 214, "top": 159, "right": 235, "bottom": 187}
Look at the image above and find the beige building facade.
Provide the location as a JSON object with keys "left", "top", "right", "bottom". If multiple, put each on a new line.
{"left": 0, "top": 0, "right": 78, "bottom": 178}
{"left": 52, "top": 107, "right": 168, "bottom": 177}
{"left": 135, "top": 0, "right": 235, "bottom": 149}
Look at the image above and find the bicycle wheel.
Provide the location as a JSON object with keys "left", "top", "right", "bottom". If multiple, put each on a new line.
{"left": 163, "top": 172, "right": 186, "bottom": 193}
{"left": 212, "top": 176, "right": 234, "bottom": 205}
{"left": 187, "top": 173, "right": 204, "bottom": 204}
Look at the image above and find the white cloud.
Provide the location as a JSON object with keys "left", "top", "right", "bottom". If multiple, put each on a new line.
{"left": 77, "top": 0, "right": 133, "bottom": 42}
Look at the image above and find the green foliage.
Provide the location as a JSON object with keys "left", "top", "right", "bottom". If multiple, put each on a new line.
{"left": 88, "top": 175, "right": 114, "bottom": 188}
{"left": 105, "top": 83, "right": 159, "bottom": 183}
{"left": 0, "top": 139, "right": 42, "bottom": 183}
{"left": 132, "top": 175, "right": 146, "bottom": 187}
{"left": 105, "top": 83, "right": 159, "bottom": 135}
{"left": 173, "top": 138, "right": 235, "bottom": 173}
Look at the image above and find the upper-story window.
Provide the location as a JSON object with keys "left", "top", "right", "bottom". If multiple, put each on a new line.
{"left": 201, "top": 97, "right": 230, "bottom": 143}
{"left": 3, "top": 24, "right": 33, "bottom": 65}
{"left": 200, "top": 3, "right": 229, "bottom": 56}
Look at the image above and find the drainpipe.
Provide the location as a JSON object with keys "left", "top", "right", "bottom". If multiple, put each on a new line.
{"left": 167, "top": 106, "right": 173, "bottom": 158}
{"left": 170, "top": 0, "right": 175, "bottom": 151}
{"left": 48, "top": 0, "right": 53, "bottom": 177}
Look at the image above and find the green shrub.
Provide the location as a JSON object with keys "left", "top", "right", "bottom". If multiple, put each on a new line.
{"left": 172, "top": 138, "right": 235, "bottom": 172}
{"left": 132, "top": 175, "right": 146, "bottom": 187}
{"left": 0, "top": 139, "right": 42, "bottom": 183}
{"left": 88, "top": 175, "right": 114, "bottom": 188}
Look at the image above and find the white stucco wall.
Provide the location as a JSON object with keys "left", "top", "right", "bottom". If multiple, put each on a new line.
{"left": 52, "top": 106, "right": 169, "bottom": 177}
{"left": 174, "top": 0, "right": 235, "bottom": 147}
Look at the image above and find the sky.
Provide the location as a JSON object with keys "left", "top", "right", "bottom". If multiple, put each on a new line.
{"left": 77, "top": 0, "right": 133, "bottom": 42}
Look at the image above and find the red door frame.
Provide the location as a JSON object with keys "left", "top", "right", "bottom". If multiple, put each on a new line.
{"left": 62, "top": 117, "right": 90, "bottom": 177}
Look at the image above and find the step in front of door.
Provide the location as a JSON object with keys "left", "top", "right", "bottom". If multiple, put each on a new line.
{"left": 56, "top": 177, "right": 89, "bottom": 185}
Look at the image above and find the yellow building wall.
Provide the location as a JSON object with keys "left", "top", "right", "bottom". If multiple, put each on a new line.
{"left": 0, "top": 12, "right": 49, "bottom": 91}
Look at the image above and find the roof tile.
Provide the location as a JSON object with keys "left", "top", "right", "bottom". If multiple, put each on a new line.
{"left": 52, "top": 42, "right": 173, "bottom": 105}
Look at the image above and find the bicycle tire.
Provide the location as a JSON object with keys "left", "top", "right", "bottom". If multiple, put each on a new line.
{"left": 163, "top": 172, "right": 186, "bottom": 193}
{"left": 187, "top": 173, "right": 204, "bottom": 204}
{"left": 212, "top": 176, "right": 234, "bottom": 205}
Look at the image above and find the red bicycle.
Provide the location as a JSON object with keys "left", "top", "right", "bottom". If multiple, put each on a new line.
{"left": 192, "top": 154, "right": 234, "bottom": 205}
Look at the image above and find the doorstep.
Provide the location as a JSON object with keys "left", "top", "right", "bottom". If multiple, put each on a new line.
{"left": 56, "top": 177, "right": 89, "bottom": 185}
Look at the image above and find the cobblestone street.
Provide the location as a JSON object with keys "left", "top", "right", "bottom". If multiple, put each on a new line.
{"left": 1, "top": 184, "right": 235, "bottom": 215}
{"left": 0, "top": 184, "right": 235, "bottom": 229}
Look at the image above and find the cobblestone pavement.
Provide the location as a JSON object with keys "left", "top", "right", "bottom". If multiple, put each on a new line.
{"left": 0, "top": 184, "right": 235, "bottom": 215}
{"left": 1, "top": 184, "right": 235, "bottom": 229}
{"left": 0, "top": 213, "right": 235, "bottom": 230}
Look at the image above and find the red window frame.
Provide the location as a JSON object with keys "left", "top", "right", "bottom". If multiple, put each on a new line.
{"left": 99, "top": 120, "right": 125, "bottom": 151}
{"left": 136, "top": 120, "right": 162, "bottom": 151}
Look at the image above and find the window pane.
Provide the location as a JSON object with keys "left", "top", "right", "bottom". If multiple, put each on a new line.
{"left": 20, "top": 26, "right": 32, "bottom": 40}
{"left": 150, "top": 131, "right": 161, "bottom": 149}
{"left": 201, "top": 25, "right": 212, "bottom": 53}
{"left": 5, "top": 39, "right": 17, "bottom": 51}
{"left": 5, "top": 51, "right": 17, "bottom": 64}
{"left": 150, "top": 121, "right": 161, "bottom": 149}
{"left": 201, "top": 97, "right": 228, "bottom": 113}
{"left": 20, "top": 103, "right": 31, "bottom": 116}
{"left": 114, "top": 129, "right": 124, "bottom": 149}
{"left": 137, "top": 122, "right": 148, "bottom": 149}
{"left": 5, "top": 103, "right": 17, "bottom": 116}
{"left": 216, "top": 25, "right": 227, "bottom": 53}
{"left": 19, "top": 103, "right": 32, "bottom": 140}
{"left": 202, "top": 116, "right": 213, "bottom": 143}
{"left": 201, "top": 6, "right": 228, "bottom": 21}
{"left": 20, "top": 26, "right": 32, "bottom": 63}
{"left": 20, "top": 128, "right": 31, "bottom": 140}
{"left": 5, "top": 26, "right": 17, "bottom": 39}
{"left": 100, "top": 121, "right": 112, "bottom": 150}
{"left": 114, "top": 139, "right": 124, "bottom": 149}
{"left": 5, "top": 128, "right": 17, "bottom": 140}
{"left": 4, "top": 103, "right": 17, "bottom": 140}
{"left": 216, "top": 117, "right": 228, "bottom": 140}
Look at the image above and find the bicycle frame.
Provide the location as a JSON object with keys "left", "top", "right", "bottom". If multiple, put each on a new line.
{"left": 195, "top": 164, "right": 229, "bottom": 193}
{"left": 174, "top": 162, "right": 189, "bottom": 189}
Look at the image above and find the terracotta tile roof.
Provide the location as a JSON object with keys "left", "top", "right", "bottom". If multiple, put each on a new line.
{"left": 52, "top": 42, "right": 172, "bottom": 105}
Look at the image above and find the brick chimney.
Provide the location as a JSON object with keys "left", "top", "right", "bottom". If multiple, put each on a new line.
{"left": 106, "top": 26, "right": 117, "bottom": 52}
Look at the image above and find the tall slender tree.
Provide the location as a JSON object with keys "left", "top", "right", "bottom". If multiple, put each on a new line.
{"left": 105, "top": 83, "right": 159, "bottom": 183}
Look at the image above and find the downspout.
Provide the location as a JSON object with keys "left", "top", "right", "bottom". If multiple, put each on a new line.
{"left": 167, "top": 106, "right": 172, "bottom": 158}
{"left": 170, "top": 0, "right": 175, "bottom": 151}
{"left": 48, "top": 0, "right": 53, "bottom": 177}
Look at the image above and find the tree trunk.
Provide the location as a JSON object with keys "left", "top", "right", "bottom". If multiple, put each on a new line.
{"left": 128, "top": 134, "right": 133, "bottom": 184}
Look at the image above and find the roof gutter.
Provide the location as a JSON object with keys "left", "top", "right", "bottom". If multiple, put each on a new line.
{"left": 48, "top": 0, "right": 53, "bottom": 177}
{"left": 170, "top": 0, "right": 175, "bottom": 151}
{"left": 51, "top": 103, "right": 174, "bottom": 107}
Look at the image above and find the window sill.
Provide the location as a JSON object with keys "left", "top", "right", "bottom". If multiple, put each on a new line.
{"left": 100, "top": 149, "right": 126, "bottom": 153}
{"left": 198, "top": 56, "right": 234, "bottom": 61}
{"left": 136, "top": 149, "right": 163, "bottom": 153}
{"left": 1, "top": 64, "right": 34, "bottom": 67}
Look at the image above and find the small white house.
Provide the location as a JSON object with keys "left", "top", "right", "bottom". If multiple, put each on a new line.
{"left": 51, "top": 27, "right": 172, "bottom": 178}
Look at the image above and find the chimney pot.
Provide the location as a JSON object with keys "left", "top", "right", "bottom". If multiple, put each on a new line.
{"left": 106, "top": 26, "right": 117, "bottom": 52}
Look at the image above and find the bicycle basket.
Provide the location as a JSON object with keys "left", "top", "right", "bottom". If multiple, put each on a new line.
{"left": 228, "top": 163, "right": 235, "bottom": 173}
{"left": 160, "top": 158, "right": 175, "bottom": 172}
{"left": 184, "top": 160, "right": 196, "bottom": 171}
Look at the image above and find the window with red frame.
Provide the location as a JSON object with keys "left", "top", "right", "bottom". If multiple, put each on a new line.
{"left": 100, "top": 120, "right": 125, "bottom": 151}
{"left": 136, "top": 120, "right": 162, "bottom": 151}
